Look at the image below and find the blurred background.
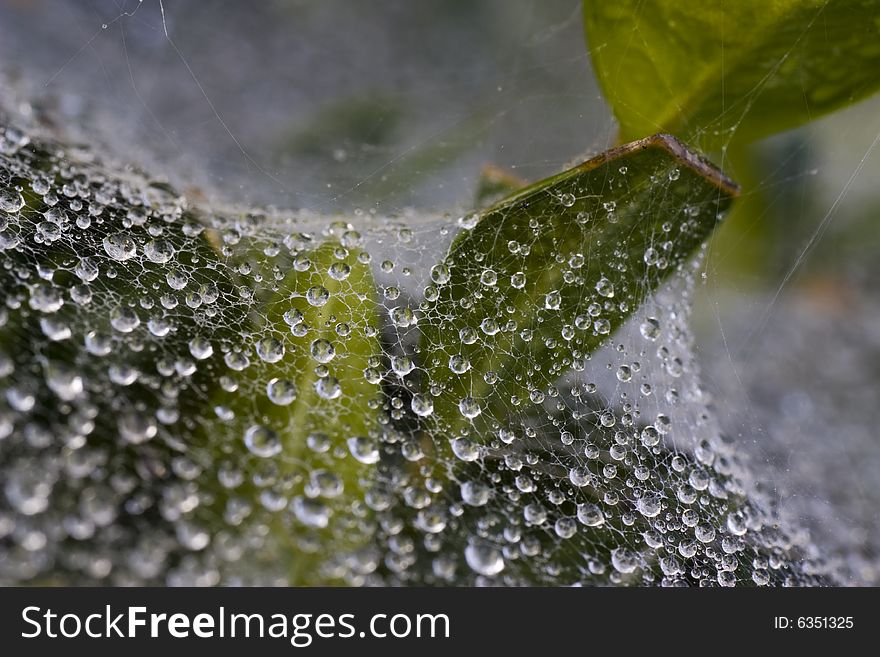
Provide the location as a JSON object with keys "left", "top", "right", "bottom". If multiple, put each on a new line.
{"left": 2, "top": 0, "right": 879, "bottom": 583}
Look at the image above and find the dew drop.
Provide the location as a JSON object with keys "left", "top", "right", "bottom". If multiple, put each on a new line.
{"left": 110, "top": 307, "right": 140, "bottom": 333}
{"left": 611, "top": 548, "right": 639, "bottom": 574}
{"left": 640, "top": 317, "right": 661, "bottom": 340}
{"left": 256, "top": 337, "right": 285, "bottom": 363}
{"left": 460, "top": 481, "right": 490, "bottom": 506}
{"left": 267, "top": 378, "right": 297, "bottom": 405}
{"left": 315, "top": 377, "right": 341, "bottom": 400}
{"left": 118, "top": 412, "right": 157, "bottom": 444}
{"left": 559, "top": 192, "right": 576, "bottom": 207}
{"left": 347, "top": 436, "right": 379, "bottom": 464}
{"left": 102, "top": 233, "right": 137, "bottom": 261}
{"left": 451, "top": 437, "right": 480, "bottom": 461}
{"left": 306, "top": 285, "right": 330, "bottom": 307}
{"left": 458, "top": 396, "right": 481, "bottom": 419}
{"left": 310, "top": 339, "right": 336, "bottom": 364}
{"left": 544, "top": 290, "right": 561, "bottom": 310}
{"left": 291, "top": 496, "right": 330, "bottom": 528}
{"left": 144, "top": 239, "right": 174, "bottom": 264}
{"left": 465, "top": 543, "right": 504, "bottom": 577}
{"left": 576, "top": 503, "right": 605, "bottom": 527}
{"left": 391, "top": 355, "right": 414, "bottom": 376}
{"left": 188, "top": 337, "right": 213, "bottom": 360}
{"left": 411, "top": 394, "right": 434, "bottom": 417}
{"left": 74, "top": 257, "right": 99, "bottom": 282}
{"left": 596, "top": 277, "right": 615, "bottom": 298}
{"left": 244, "top": 425, "right": 282, "bottom": 458}
{"left": 0, "top": 189, "right": 25, "bottom": 213}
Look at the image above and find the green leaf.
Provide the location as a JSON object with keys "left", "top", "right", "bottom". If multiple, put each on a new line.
{"left": 419, "top": 134, "right": 737, "bottom": 439}
{"left": 583, "top": 0, "right": 880, "bottom": 149}
{"left": 207, "top": 237, "right": 382, "bottom": 584}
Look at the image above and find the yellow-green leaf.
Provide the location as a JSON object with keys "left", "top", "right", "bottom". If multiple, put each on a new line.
{"left": 207, "top": 239, "right": 382, "bottom": 584}
{"left": 584, "top": 0, "right": 880, "bottom": 149}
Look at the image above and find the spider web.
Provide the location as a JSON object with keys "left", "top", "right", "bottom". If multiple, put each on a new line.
{"left": 0, "top": 0, "right": 877, "bottom": 586}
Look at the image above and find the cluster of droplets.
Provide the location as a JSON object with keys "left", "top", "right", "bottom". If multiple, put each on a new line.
{"left": 0, "top": 117, "right": 834, "bottom": 587}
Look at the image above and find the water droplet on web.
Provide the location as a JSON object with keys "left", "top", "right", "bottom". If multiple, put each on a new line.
{"left": 109, "top": 306, "right": 140, "bottom": 333}
{"left": 74, "top": 257, "right": 99, "bottom": 282}
{"left": 291, "top": 497, "right": 330, "bottom": 528}
{"left": 188, "top": 337, "right": 213, "bottom": 360}
{"left": 45, "top": 363, "right": 83, "bottom": 401}
{"left": 310, "top": 339, "right": 336, "bottom": 364}
{"left": 596, "top": 277, "right": 615, "bottom": 298}
{"left": 457, "top": 213, "right": 479, "bottom": 230}
{"left": 459, "top": 327, "right": 478, "bottom": 345}
{"left": 103, "top": 233, "right": 137, "bottom": 261}
{"left": 554, "top": 518, "right": 577, "bottom": 539}
{"left": 637, "top": 494, "right": 662, "bottom": 518}
{"left": 166, "top": 269, "right": 188, "bottom": 290}
{"left": 558, "top": 192, "right": 576, "bottom": 207}
{"left": 569, "top": 466, "right": 591, "bottom": 487}
{"left": 641, "top": 426, "right": 660, "bottom": 447}
{"left": 577, "top": 503, "right": 605, "bottom": 526}
{"left": 144, "top": 239, "right": 174, "bottom": 264}
{"left": 29, "top": 284, "right": 64, "bottom": 313}
{"left": 611, "top": 548, "right": 639, "bottom": 574}
{"left": 480, "top": 269, "right": 497, "bottom": 286}
{"left": 449, "top": 354, "right": 471, "bottom": 374}
{"left": 464, "top": 543, "right": 504, "bottom": 577}
{"left": 411, "top": 394, "right": 434, "bottom": 417}
{"left": 315, "top": 377, "right": 341, "bottom": 399}
{"left": 267, "top": 378, "right": 297, "bottom": 405}
{"left": 347, "top": 437, "right": 379, "bottom": 464}
{"left": 695, "top": 523, "right": 716, "bottom": 543}
{"left": 545, "top": 290, "right": 561, "bottom": 310}
{"left": 118, "top": 412, "right": 157, "bottom": 444}
{"left": 307, "top": 432, "right": 331, "bottom": 453}
{"left": 306, "top": 285, "right": 329, "bottom": 307}
{"left": 460, "top": 481, "right": 490, "bottom": 506}
{"left": 328, "top": 261, "right": 350, "bottom": 281}
{"left": 84, "top": 331, "right": 112, "bottom": 356}
{"left": 0, "top": 189, "right": 24, "bottom": 213}
{"left": 457, "top": 397, "right": 481, "bottom": 419}
{"left": 284, "top": 308, "right": 304, "bottom": 327}
{"left": 752, "top": 570, "right": 770, "bottom": 586}
{"left": 108, "top": 363, "right": 138, "bottom": 385}
{"left": 37, "top": 221, "right": 61, "bottom": 242}
{"left": 510, "top": 271, "right": 526, "bottom": 289}
{"left": 390, "top": 356, "right": 414, "bottom": 376}
{"left": 244, "top": 425, "right": 282, "bottom": 458}
{"left": 430, "top": 264, "right": 450, "bottom": 285}
{"left": 256, "top": 337, "right": 285, "bottom": 363}
{"left": 451, "top": 437, "right": 480, "bottom": 461}
{"left": 640, "top": 317, "right": 661, "bottom": 340}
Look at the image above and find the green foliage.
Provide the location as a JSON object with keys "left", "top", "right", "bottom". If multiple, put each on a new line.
{"left": 420, "top": 135, "right": 737, "bottom": 439}
{"left": 584, "top": 0, "right": 880, "bottom": 149}
{"left": 208, "top": 238, "right": 382, "bottom": 583}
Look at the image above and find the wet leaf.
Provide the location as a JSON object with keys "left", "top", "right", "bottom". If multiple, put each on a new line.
{"left": 583, "top": 0, "right": 880, "bottom": 149}
{"left": 420, "top": 134, "right": 737, "bottom": 438}
{"left": 208, "top": 238, "right": 382, "bottom": 584}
